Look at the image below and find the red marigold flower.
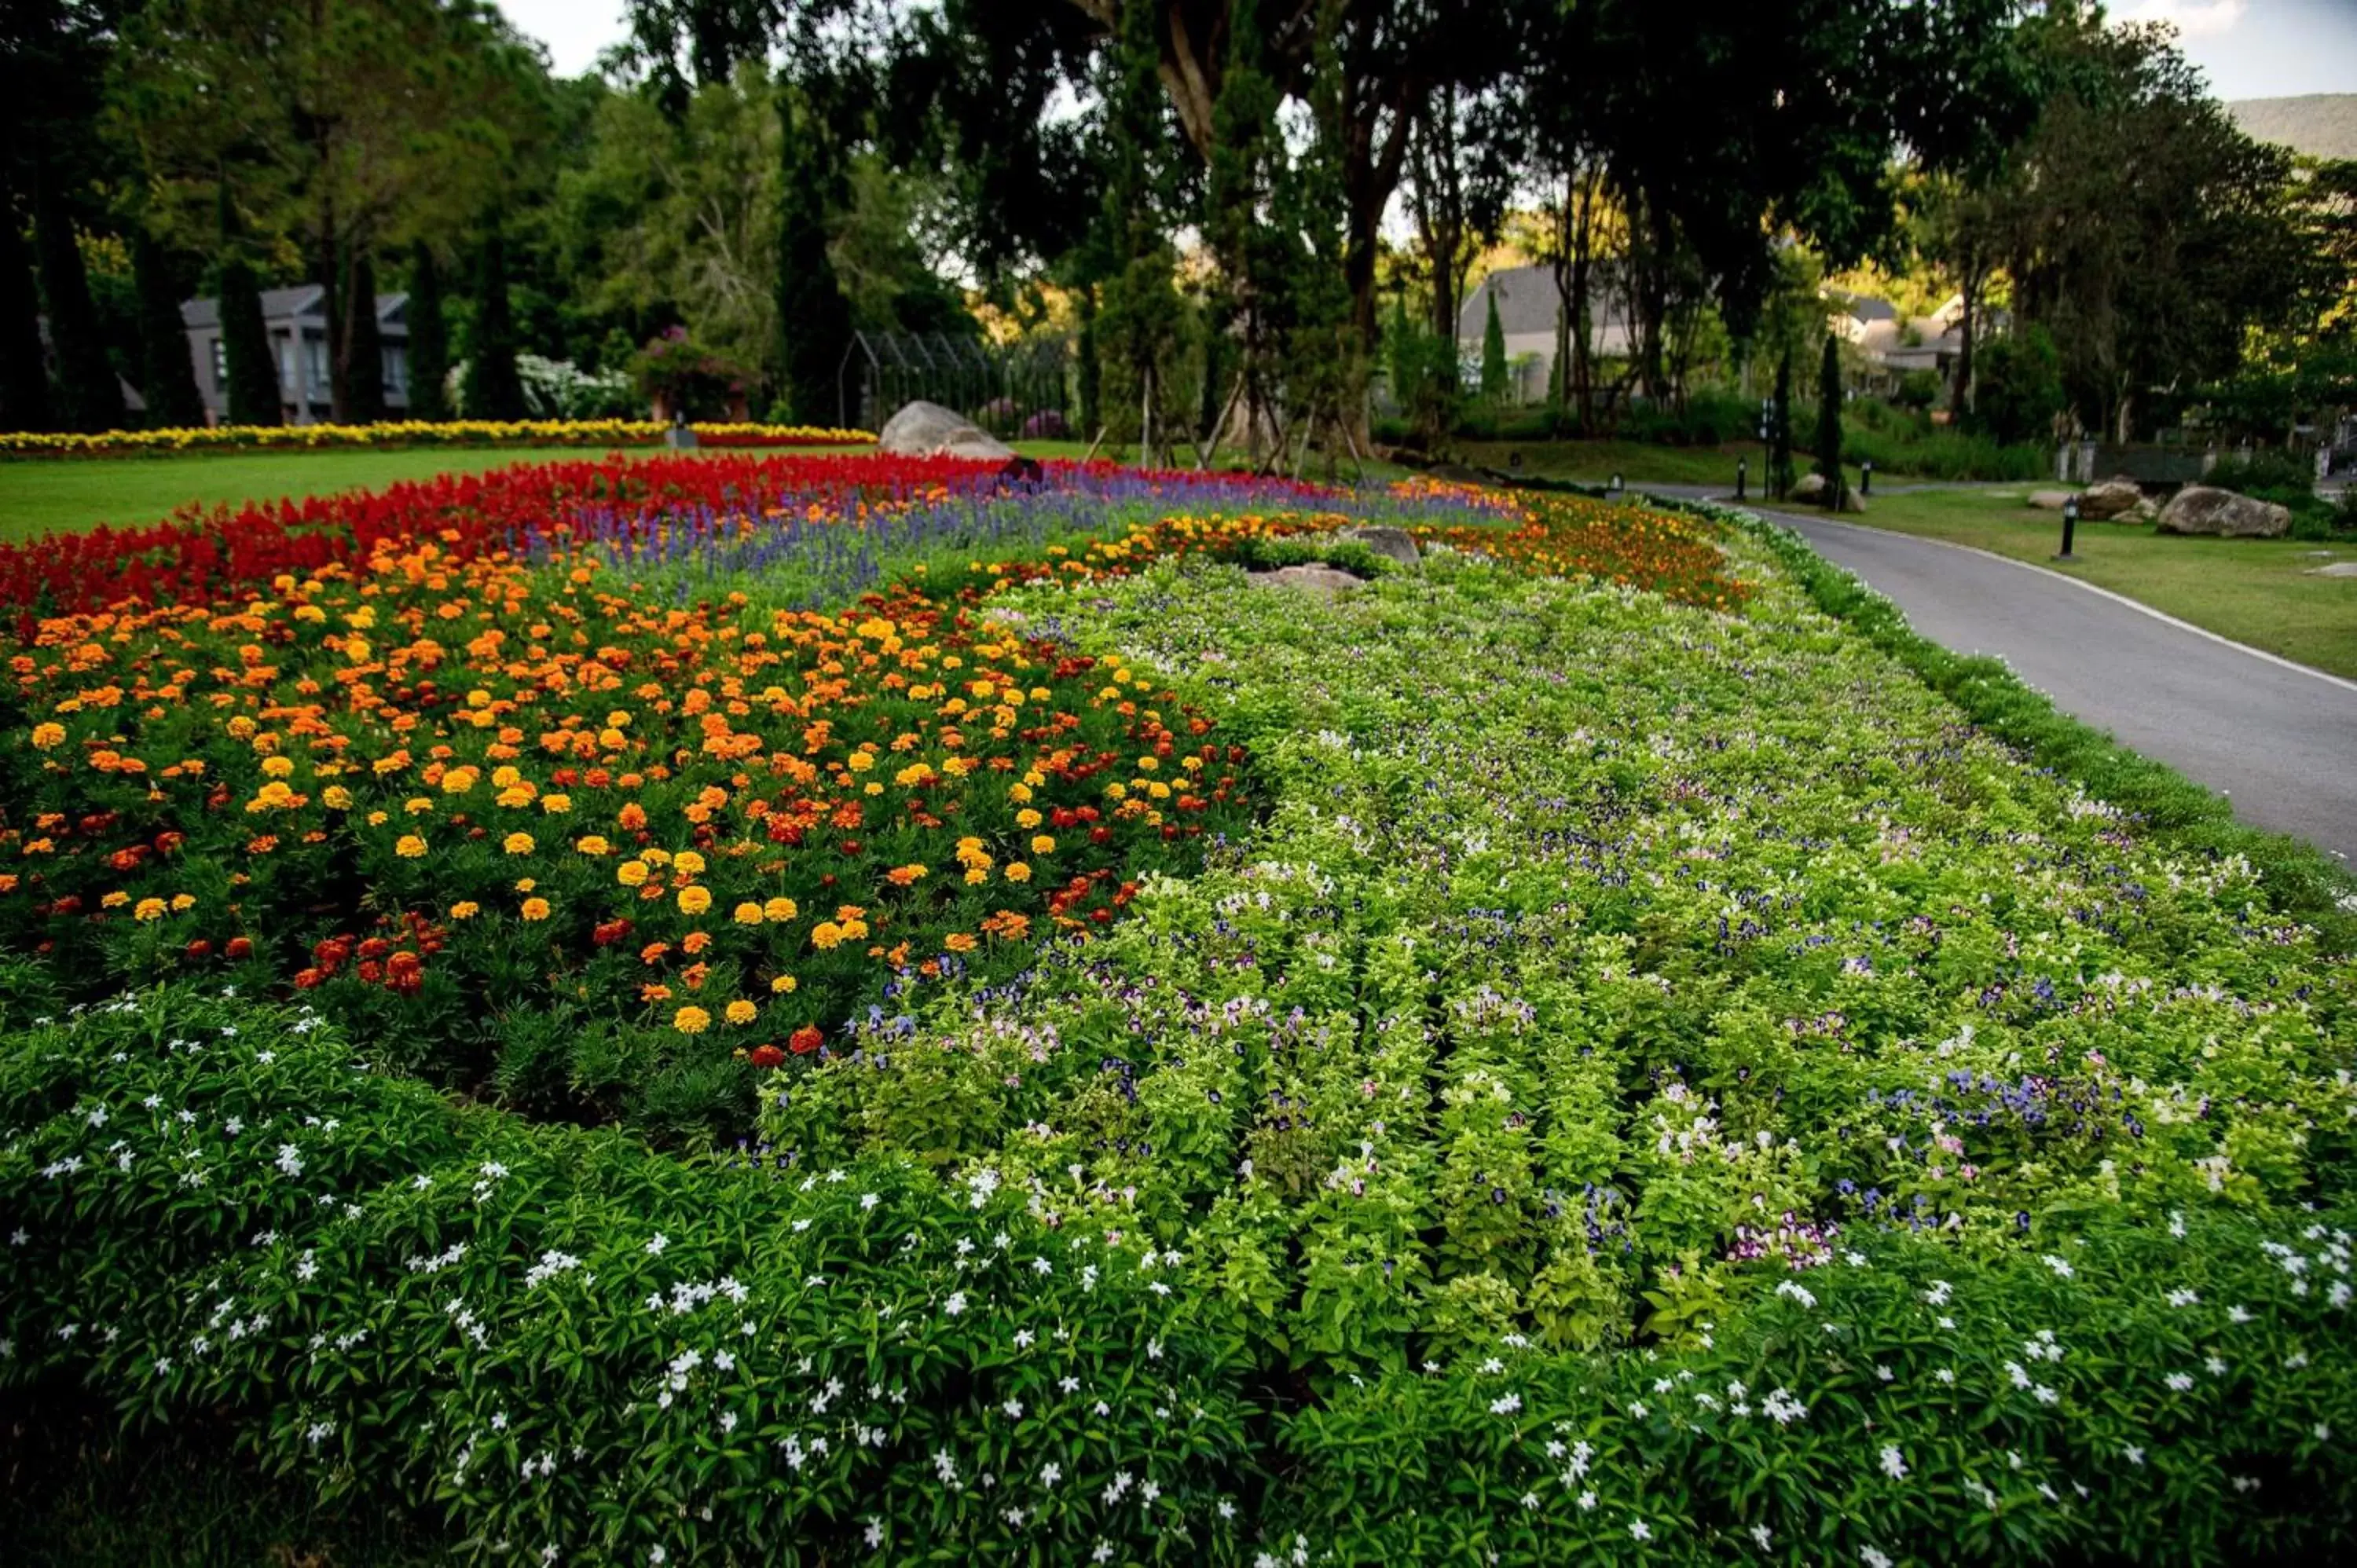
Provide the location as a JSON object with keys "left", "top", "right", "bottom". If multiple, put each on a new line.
{"left": 225, "top": 936, "right": 254, "bottom": 960}
{"left": 789, "top": 1024, "right": 823, "bottom": 1055}
{"left": 750, "top": 1043, "right": 785, "bottom": 1069}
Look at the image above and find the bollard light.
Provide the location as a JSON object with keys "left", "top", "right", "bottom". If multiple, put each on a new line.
{"left": 1860, "top": 459, "right": 1872, "bottom": 497}
{"left": 1609, "top": 472, "right": 1623, "bottom": 496}
{"left": 1736, "top": 456, "right": 1747, "bottom": 501}
{"left": 2055, "top": 495, "right": 2080, "bottom": 561}
{"left": 1509, "top": 450, "right": 1523, "bottom": 471}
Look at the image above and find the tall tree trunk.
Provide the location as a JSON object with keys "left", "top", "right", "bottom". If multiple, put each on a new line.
{"left": 31, "top": 161, "right": 124, "bottom": 434}
{"left": 1952, "top": 247, "right": 1981, "bottom": 418}
{"left": 1570, "top": 167, "right": 1597, "bottom": 429}
{"left": 342, "top": 247, "right": 386, "bottom": 423}
{"left": 132, "top": 229, "right": 206, "bottom": 428}
{"left": 405, "top": 241, "right": 449, "bottom": 420}
{"left": 0, "top": 161, "right": 56, "bottom": 432}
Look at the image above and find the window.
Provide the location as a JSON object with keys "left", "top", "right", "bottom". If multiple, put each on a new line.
{"left": 211, "top": 339, "right": 226, "bottom": 392}
{"left": 383, "top": 344, "right": 408, "bottom": 397}
{"left": 306, "top": 335, "right": 329, "bottom": 390}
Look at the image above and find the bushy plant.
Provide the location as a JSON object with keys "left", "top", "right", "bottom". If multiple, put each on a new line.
{"left": 1970, "top": 326, "right": 2065, "bottom": 446}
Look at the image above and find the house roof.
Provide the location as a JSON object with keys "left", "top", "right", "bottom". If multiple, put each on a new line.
{"left": 181, "top": 288, "right": 409, "bottom": 332}
{"left": 1457, "top": 264, "right": 1635, "bottom": 343}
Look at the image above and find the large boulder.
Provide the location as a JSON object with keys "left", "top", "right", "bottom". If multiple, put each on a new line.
{"left": 2027, "top": 489, "right": 2075, "bottom": 511}
{"left": 2156, "top": 485, "right": 2291, "bottom": 539}
{"left": 878, "top": 400, "right": 1014, "bottom": 461}
{"left": 1790, "top": 472, "right": 1865, "bottom": 512}
{"left": 2079, "top": 476, "right": 2146, "bottom": 520}
{"left": 1342, "top": 525, "right": 1420, "bottom": 569}
{"left": 1248, "top": 564, "right": 1369, "bottom": 596}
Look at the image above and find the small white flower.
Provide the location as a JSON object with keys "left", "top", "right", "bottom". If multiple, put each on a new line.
{"left": 1862, "top": 1549, "right": 1892, "bottom": 1568}
{"left": 1577, "top": 1489, "right": 1597, "bottom": 1511}
{"left": 645, "top": 1233, "right": 669, "bottom": 1256}
{"left": 1880, "top": 1445, "right": 1908, "bottom": 1481}
{"left": 2041, "top": 1255, "right": 2073, "bottom": 1278}
{"left": 1629, "top": 1519, "right": 1651, "bottom": 1541}
{"left": 943, "top": 1291, "right": 967, "bottom": 1317}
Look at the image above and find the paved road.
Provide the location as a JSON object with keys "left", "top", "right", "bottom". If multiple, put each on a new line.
{"left": 1655, "top": 491, "right": 2357, "bottom": 865}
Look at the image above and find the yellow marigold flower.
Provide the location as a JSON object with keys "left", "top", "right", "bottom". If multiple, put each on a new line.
{"left": 895, "top": 761, "right": 935, "bottom": 787}
{"left": 1136, "top": 755, "right": 1159, "bottom": 771}
{"left": 674, "top": 850, "right": 706, "bottom": 876}
{"left": 520, "top": 897, "right": 551, "bottom": 921}
{"left": 733, "top": 902, "right": 764, "bottom": 925}
{"left": 541, "top": 793, "right": 572, "bottom": 814}
{"left": 101, "top": 891, "right": 130, "bottom": 908}
{"left": 504, "top": 831, "right": 536, "bottom": 855}
{"left": 1016, "top": 808, "right": 1043, "bottom": 829}
{"left": 322, "top": 786, "right": 354, "bottom": 811}
{"left": 31, "top": 722, "right": 64, "bottom": 749}
{"left": 1030, "top": 834, "right": 1056, "bottom": 855}
{"left": 673, "top": 1005, "right": 711, "bottom": 1034}
{"left": 450, "top": 901, "right": 481, "bottom": 919}
{"left": 576, "top": 834, "right": 610, "bottom": 855}
{"left": 170, "top": 893, "right": 196, "bottom": 911}
{"left": 1008, "top": 782, "right": 1032, "bottom": 803}
{"left": 617, "top": 861, "right": 649, "bottom": 887}
{"left": 964, "top": 867, "right": 989, "bottom": 885}
{"left": 770, "top": 974, "right": 798, "bottom": 994}
{"left": 944, "top": 932, "right": 977, "bottom": 954}
{"left": 724, "top": 999, "right": 757, "bottom": 1026}
{"left": 405, "top": 796, "right": 434, "bottom": 815}
{"left": 764, "top": 896, "right": 798, "bottom": 922}
{"left": 396, "top": 835, "right": 427, "bottom": 859}
{"left": 677, "top": 885, "right": 713, "bottom": 916}
{"left": 261, "top": 755, "right": 295, "bottom": 779}
{"left": 811, "top": 920, "right": 845, "bottom": 950}
{"left": 368, "top": 811, "right": 390, "bottom": 826}
{"left": 846, "top": 750, "right": 874, "bottom": 772}
{"left": 134, "top": 897, "right": 167, "bottom": 921}
{"left": 1006, "top": 862, "right": 1032, "bottom": 883}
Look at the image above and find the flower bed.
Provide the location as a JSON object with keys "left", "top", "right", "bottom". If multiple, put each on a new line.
{"left": 3, "top": 465, "right": 2350, "bottom": 1561}
{"left": 0, "top": 418, "right": 870, "bottom": 460}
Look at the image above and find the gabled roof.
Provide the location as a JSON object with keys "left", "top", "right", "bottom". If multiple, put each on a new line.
{"left": 181, "top": 288, "right": 409, "bottom": 331}
{"left": 1457, "top": 263, "right": 1633, "bottom": 341}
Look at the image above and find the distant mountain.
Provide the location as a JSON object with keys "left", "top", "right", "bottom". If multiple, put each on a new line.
{"left": 2227, "top": 95, "right": 2357, "bottom": 161}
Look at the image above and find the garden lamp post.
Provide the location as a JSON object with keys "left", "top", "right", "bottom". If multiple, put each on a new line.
{"left": 2055, "top": 495, "right": 2080, "bottom": 561}
{"left": 1736, "top": 457, "right": 1747, "bottom": 500}
{"left": 1609, "top": 473, "right": 1623, "bottom": 496}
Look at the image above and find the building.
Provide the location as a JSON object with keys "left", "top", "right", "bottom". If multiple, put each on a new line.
{"left": 181, "top": 286, "right": 412, "bottom": 425}
{"left": 1833, "top": 293, "right": 1973, "bottom": 386}
{"left": 1455, "top": 264, "right": 1636, "bottom": 405}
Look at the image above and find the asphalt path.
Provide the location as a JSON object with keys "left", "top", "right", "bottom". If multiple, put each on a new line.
{"left": 1655, "top": 489, "right": 2357, "bottom": 865}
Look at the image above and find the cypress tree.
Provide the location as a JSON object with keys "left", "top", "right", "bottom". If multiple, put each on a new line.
{"left": 31, "top": 163, "right": 123, "bottom": 433}
{"left": 464, "top": 227, "right": 524, "bottom": 420}
{"left": 1766, "top": 347, "right": 1794, "bottom": 500}
{"left": 1204, "top": 0, "right": 1285, "bottom": 464}
{"left": 1074, "top": 282, "right": 1101, "bottom": 439}
{"left": 776, "top": 83, "right": 852, "bottom": 427}
{"left": 405, "top": 241, "right": 449, "bottom": 420}
{"left": 1094, "top": 0, "right": 1184, "bottom": 460}
{"left": 215, "top": 184, "right": 282, "bottom": 427}
{"left": 0, "top": 162, "right": 57, "bottom": 432}
{"left": 342, "top": 250, "right": 387, "bottom": 424}
{"left": 1814, "top": 332, "right": 1844, "bottom": 507}
{"left": 131, "top": 229, "right": 206, "bottom": 427}
{"left": 1479, "top": 289, "right": 1508, "bottom": 402}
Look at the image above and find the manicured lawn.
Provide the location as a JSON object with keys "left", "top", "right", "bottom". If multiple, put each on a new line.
{"left": 1457, "top": 436, "right": 1769, "bottom": 487}
{"left": 0, "top": 443, "right": 872, "bottom": 541}
{"left": 1810, "top": 486, "right": 2357, "bottom": 680}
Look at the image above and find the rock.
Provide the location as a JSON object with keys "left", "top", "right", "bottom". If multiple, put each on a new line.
{"left": 1789, "top": 471, "right": 1865, "bottom": 511}
{"left": 2304, "top": 561, "right": 2357, "bottom": 577}
{"left": 2155, "top": 485, "right": 2292, "bottom": 539}
{"left": 2079, "top": 476, "right": 2145, "bottom": 520}
{"left": 1342, "top": 525, "right": 1420, "bottom": 568}
{"left": 1248, "top": 564, "right": 1368, "bottom": 596}
{"left": 878, "top": 400, "right": 1014, "bottom": 460}
{"left": 2027, "top": 489, "right": 2075, "bottom": 511}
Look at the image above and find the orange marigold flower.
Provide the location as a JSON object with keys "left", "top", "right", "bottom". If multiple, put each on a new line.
{"left": 640, "top": 941, "right": 672, "bottom": 965}
{"left": 944, "top": 932, "right": 977, "bottom": 953}
{"left": 618, "top": 802, "right": 647, "bottom": 830}
{"left": 681, "top": 930, "right": 713, "bottom": 955}
{"left": 395, "top": 834, "right": 427, "bottom": 858}
{"left": 450, "top": 901, "right": 480, "bottom": 920}
{"left": 885, "top": 862, "right": 928, "bottom": 887}
{"left": 520, "top": 897, "right": 551, "bottom": 921}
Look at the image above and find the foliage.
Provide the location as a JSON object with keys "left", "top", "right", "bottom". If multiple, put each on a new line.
{"left": 404, "top": 242, "right": 450, "bottom": 422}
{"left": 1480, "top": 290, "right": 1509, "bottom": 402}
{"left": 464, "top": 230, "right": 526, "bottom": 422}
{"left": 1766, "top": 350, "right": 1794, "bottom": 500}
{"left": 1970, "top": 326, "right": 2064, "bottom": 448}
{"left": 1838, "top": 422, "right": 2047, "bottom": 483}
{"left": 1813, "top": 334, "right": 1844, "bottom": 502}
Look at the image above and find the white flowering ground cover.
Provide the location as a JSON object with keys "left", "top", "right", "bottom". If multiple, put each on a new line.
{"left": 5, "top": 513, "right": 2355, "bottom": 1563}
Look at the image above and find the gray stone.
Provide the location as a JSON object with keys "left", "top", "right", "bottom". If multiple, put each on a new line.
{"left": 1789, "top": 471, "right": 1864, "bottom": 511}
{"left": 2304, "top": 561, "right": 2357, "bottom": 577}
{"left": 2027, "top": 489, "right": 2076, "bottom": 511}
{"left": 2079, "top": 476, "right": 2145, "bottom": 520}
{"left": 878, "top": 400, "right": 1014, "bottom": 460}
{"left": 1342, "top": 525, "right": 1420, "bottom": 568}
{"left": 1248, "top": 564, "right": 1368, "bottom": 595}
{"left": 2156, "top": 485, "right": 2292, "bottom": 539}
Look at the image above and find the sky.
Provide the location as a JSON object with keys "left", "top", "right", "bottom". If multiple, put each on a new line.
{"left": 494, "top": 0, "right": 2357, "bottom": 102}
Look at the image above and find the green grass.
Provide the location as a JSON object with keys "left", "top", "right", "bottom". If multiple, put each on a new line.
{"left": 1456, "top": 437, "right": 1768, "bottom": 487}
{"left": 1787, "top": 486, "right": 2357, "bottom": 680}
{"left": 0, "top": 443, "right": 872, "bottom": 543}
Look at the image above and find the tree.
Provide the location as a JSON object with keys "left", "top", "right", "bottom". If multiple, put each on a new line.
{"left": 1093, "top": 0, "right": 1186, "bottom": 459}
{"left": 406, "top": 240, "right": 450, "bottom": 419}
{"left": 465, "top": 227, "right": 526, "bottom": 419}
{"left": 214, "top": 184, "right": 281, "bottom": 426}
{"left": 1765, "top": 347, "right": 1794, "bottom": 501}
{"left": 775, "top": 79, "right": 853, "bottom": 425}
{"left": 0, "top": 162, "right": 56, "bottom": 432}
{"left": 1479, "top": 288, "right": 1507, "bottom": 402}
{"left": 131, "top": 228, "right": 207, "bottom": 427}
{"left": 1813, "top": 332, "right": 1844, "bottom": 507}
{"left": 1971, "top": 324, "right": 2062, "bottom": 447}
{"left": 31, "top": 160, "right": 125, "bottom": 432}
